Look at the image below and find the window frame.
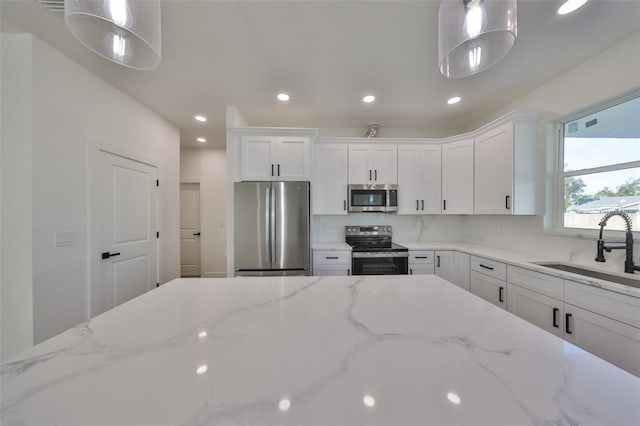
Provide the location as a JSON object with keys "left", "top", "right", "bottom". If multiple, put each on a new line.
{"left": 552, "top": 92, "right": 640, "bottom": 238}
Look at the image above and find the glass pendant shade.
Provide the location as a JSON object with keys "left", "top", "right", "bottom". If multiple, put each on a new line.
{"left": 438, "top": 0, "right": 517, "bottom": 78}
{"left": 64, "top": 0, "right": 161, "bottom": 70}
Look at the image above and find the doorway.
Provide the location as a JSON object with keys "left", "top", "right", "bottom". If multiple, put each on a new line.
{"left": 180, "top": 182, "right": 202, "bottom": 277}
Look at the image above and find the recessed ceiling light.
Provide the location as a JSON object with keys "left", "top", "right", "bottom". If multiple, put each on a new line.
{"left": 196, "top": 137, "right": 206, "bottom": 143}
{"left": 447, "top": 96, "right": 462, "bottom": 105}
{"left": 194, "top": 115, "right": 207, "bottom": 122}
{"left": 557, "top": 0, "right": 589, "bottom": 15}
{"left": 277, "top": 93, "right": 290, "bottom": 102}
{"left": 362, "top": 95, "right": 376, "bottom": 103}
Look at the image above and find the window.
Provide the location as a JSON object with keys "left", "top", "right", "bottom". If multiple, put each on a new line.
{"left": 559, "top": 95, "right": 640, "bottom": 233}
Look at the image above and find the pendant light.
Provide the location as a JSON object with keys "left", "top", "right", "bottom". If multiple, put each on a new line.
{"left": 438, "top": 0, "right": 517, "bottom": 78}
{"left": 64, "top": 0, "right": 161, "bottom": 70}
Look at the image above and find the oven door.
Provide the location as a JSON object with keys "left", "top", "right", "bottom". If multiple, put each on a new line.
{"left": 351, "top": 252, "right": 408, "bottom": 275}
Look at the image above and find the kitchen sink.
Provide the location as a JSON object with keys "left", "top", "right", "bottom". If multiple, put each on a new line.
{"left": 534, "top": 263, "right": 640, "bottom": 288}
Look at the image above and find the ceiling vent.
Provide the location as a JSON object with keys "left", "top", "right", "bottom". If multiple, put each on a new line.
{"left": 36, "top": 0, "right": 64, "bottom": 13}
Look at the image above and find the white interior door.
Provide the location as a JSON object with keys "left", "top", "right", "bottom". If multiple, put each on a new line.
{"left": 93, "top": 150, "right": 158, "bottom": 316}
{"left": 180, "top": 182, "right": 201, "bottom": 277}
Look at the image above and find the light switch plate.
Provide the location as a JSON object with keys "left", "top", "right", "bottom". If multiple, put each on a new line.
{"left": 55, "top": 231, "right": 73, "bottom": 247}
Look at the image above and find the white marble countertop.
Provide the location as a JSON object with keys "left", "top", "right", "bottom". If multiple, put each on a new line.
{"left": 2, "top": 275, "right": 639, "bottom": 425}
{"left": 397, "top": 242, "right": 640, "bottom": 297}
{"left": 312, "top": 242, "right": 352, "bottom": 251}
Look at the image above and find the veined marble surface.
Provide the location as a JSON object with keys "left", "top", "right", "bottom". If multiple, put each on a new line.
{"left": 2, "top": 275, "right": 639, "bottom": 425}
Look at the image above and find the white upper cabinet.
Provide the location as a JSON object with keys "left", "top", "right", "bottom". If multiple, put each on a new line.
{"left": 313, "top": 143, "right": 348, "bottom": 215}
{"left": 441, "top": 138, "right": 474, "bottom": 214}
{"left": 348, "top": 144, "right": 397, "bottom": 184}
{"left": 474, "top": 114, "right": 539, "bottom": 214}
{"left": 398, "top": 144, "right": 442, "bottom": 214}
{"left": 239, "top": 131, "right": 314, "bottom": 181}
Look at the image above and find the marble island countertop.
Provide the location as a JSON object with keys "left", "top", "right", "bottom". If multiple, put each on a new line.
{"left": 2, "top": 275, "right": 639, "bottom": 425}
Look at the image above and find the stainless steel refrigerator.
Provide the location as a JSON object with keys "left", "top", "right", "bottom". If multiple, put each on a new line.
{"left": 234, "top": 181, "right": 310, "bottom": 276}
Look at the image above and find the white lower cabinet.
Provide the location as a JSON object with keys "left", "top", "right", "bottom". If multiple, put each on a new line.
{"left": 434, "top": 251, "right": 454, "bottom": 282}
{"left": 408, "top": 251, "right": 435, "bottom": 275}
{"left": 470, "top": 271, "right": 507, "bottom": 310}
{"left": 313, "top": 250, "right": 351, "bottom": 276}
{"left": 563, "top": 302, "right": 640, "bottom": 377}
{"left": 453, "top": 252, "right": 470, "bottom": 291}
{"left": 508, "top": 283, "right": 563, "bottom": 338}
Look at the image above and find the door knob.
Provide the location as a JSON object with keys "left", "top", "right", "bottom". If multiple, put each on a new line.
{"left": 193, "top": 232, "right": 201, "bottom": 236}
{"left": 101, "top": 252, "right": 121, "bottom": 259}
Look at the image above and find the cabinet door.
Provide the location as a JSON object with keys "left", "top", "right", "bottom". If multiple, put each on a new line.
{"left": 453, "top": 252, "right": 470, "bottom": 291}
{"left": 442, "top": 139, "right": 474, "bottom": 214}
{"left": 348, "top": 145, "right": 372, "bottom": 184}
{"left": 397, "top": 145, "right": 423, "bottom": 214}
{"left": 313, "top": 144, "right": 348, "bottom": 215}
{"left": 508, "top": 284, "right": 563, "bottom": 337}
{"left": 434, "top": 251, "right": 455, "bottom": 283}
{"left": 241, "top": 136, "right": 275, "bottom": 180}
{"left": 474, "top": 122, "right": 513, "bottom": 214}
{"left": 409, "top": 264, "right": 434, "bottom": 275}
{"left": 564, "top": 303, "right": 640, "bottom": 377}
{"left": 275, "top": 136, "right": 310, "bottom": 180}
{"left": 470, "top": 271, "right": 506, "bottom": 310}
{"left": 419, "top": 145, "right": 442, "bottom": 214}
{"left": 314, "top": 265, "right": 351, "bottom": 276}
{"left": 371, "top": 144, "right": 397, "bottom": 184}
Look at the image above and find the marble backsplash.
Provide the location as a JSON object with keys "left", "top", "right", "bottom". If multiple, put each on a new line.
{"left": 312, "top": 214, "right": 639, "bottom": 274}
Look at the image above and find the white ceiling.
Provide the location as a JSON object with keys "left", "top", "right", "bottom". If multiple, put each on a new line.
{"left": 2, "top": 0, "right": 639, "bottom": 148}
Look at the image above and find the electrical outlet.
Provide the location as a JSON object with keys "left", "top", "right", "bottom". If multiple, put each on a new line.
{"left": 55, "top": 231, "right": 73, "bottom": 247}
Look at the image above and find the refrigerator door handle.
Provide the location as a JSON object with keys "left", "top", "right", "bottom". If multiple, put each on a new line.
{"left": 270, "top": 183, "right": 277, "bottom": 268}
{"left": 266, "top": 185, "right": 272, "bottom": 264}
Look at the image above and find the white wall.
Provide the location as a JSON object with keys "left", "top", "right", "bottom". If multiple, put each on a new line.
{"left": 461, "top": 31, "right": 640, "bottom": 272}
{"left": 1, "top": 34, "right": 34, "bottom": 360}
{"left": 1, "top": 34, "right": 181, "bottom": 357}
{"left": 180, "top": 148, "right": 227, "bottom": 277}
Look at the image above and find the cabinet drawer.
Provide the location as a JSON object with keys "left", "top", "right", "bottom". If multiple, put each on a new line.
{"left": 470, "top": 270, "right": 507, "bottom": 310}
{"left": 409, "top": 264, "right": 434, "bottom": 275}
{"left": 313, "top": 250, "right": 351, "bottom": 265}
{"left": 565, "top": 280, "right": 640, "bottom": 328}
{"left": 314, "top": 265, "right": 351, "bottom": 276}
{"left": 409, "top": 251, "right": 434, "bottom": 264}
{"left": 507, "top": 266, "right": 564, "bottom": 301}
{"left": 470, "top": 256, "right": 507, "bottom": 281}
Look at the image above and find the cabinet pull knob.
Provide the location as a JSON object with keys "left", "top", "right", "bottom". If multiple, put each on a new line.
{"left": 552, "top": 308, "right": 560, "bottom": 328}
{"left": 565, "top": 313, "right": 573, "bottom": 334}
{"left": 369, "top": 170, "right": 372, "bottom": 181}
{"left": 409, "top": 268, "right": 413, "bottom": 275}
{"left": 479, "top": 264, "right": 494, "bottom": 271}
{"left": 421, "top": 200, "right": 424, "bottom": 211}
{"left": 498, "top": 286, "right": 504, "bottom": 303}
{"left": 347, "top": 269, "right": 351, "bottom": 276}
{"left": 505, "top": 195, "right": 511, "bottom": 210}
{"left": 415, "top": 256, "right": 427, "bottom": 259}
{"left": 326, "top": 256, "right": 339, "bottom": 260}
{"left": 374, "top": 170, "right": 377, "bottom": 181}
{"left": 443, "top": 200, "right": 446, "bottom": 211}
{"left": 271, "top": 164, "right": 274, "bottom": 176}
{"left": 277, "top": 164, "right": 281, "bottom": 176}
{"left": 416, "top": 200, "right": 419, "bottom": 210}
{"left": 437, "top": 255, "right": 440, "bottom": 268}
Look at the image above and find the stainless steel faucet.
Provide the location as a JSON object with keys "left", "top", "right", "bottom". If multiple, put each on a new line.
{"left": 595, "top": 210, "right": 640, "bottom": 274}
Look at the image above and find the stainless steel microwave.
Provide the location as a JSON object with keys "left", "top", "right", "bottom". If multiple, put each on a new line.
{"left": 348, "top": 184, "right": 398, "bottom": 212}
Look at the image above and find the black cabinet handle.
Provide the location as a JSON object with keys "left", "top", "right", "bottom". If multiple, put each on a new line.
{"left": 437, "top": 255, "right": 440, "bottom": 268}
{"left": 416, "top": 200, "right": 419, "bottom": 210}
{"left": 277, "top": 164, "right": 280, "bottom": 176}
{"left": 552, "top": 308, "right": 560, "bottom": 328}
{"left": 347, "top": 269, "right": 350, "bottom": 276}
{"left": 443, "top": 200, "right": 447, "bottom": 211}
{"left": 505, "top": 195, "right": 511, "bottom": 210}
{"left": 565, "top": 313, "right": 573, "bottom": 334}
{"left": 479, "top": 264, "right": 494, "bottom": 271}
{"left": 344, "top": 200, "right": 347, "bottom": 211}
{"left": 193, "top": 232, "right": 201, "bottom": 236}
{"left": 374, "top": 170, "right": 377, "bottom": 181}
{"left": 369, "top": 170, "right": 372, "bottom": 181}
{"left": 101, "top": 252, "right": 121, "bottom": 259}
{"left": 498, "top": 286, "right": 504, "bottom": 303}
{"left": 326, "top": 256, "right": 339, "bottom": 260}
{"left": 415, "top": 256, "right": 428, "bottom": 259}
{"left": 409, "top": 268, "right": 413, "bottom": 275}
{"left": 421, "top": 200, "right": 424, "bottom": 210}
{"left": 271, "top": 164, "right": 274, "bottom": 176}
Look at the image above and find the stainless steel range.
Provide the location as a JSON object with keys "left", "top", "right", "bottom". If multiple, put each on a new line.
{"left": 345, "top": 225, "right": 408, "bottom": 275}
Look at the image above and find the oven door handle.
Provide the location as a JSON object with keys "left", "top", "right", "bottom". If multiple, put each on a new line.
{"left": 352, "top": 252, "right": 409, "bottom": 258}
